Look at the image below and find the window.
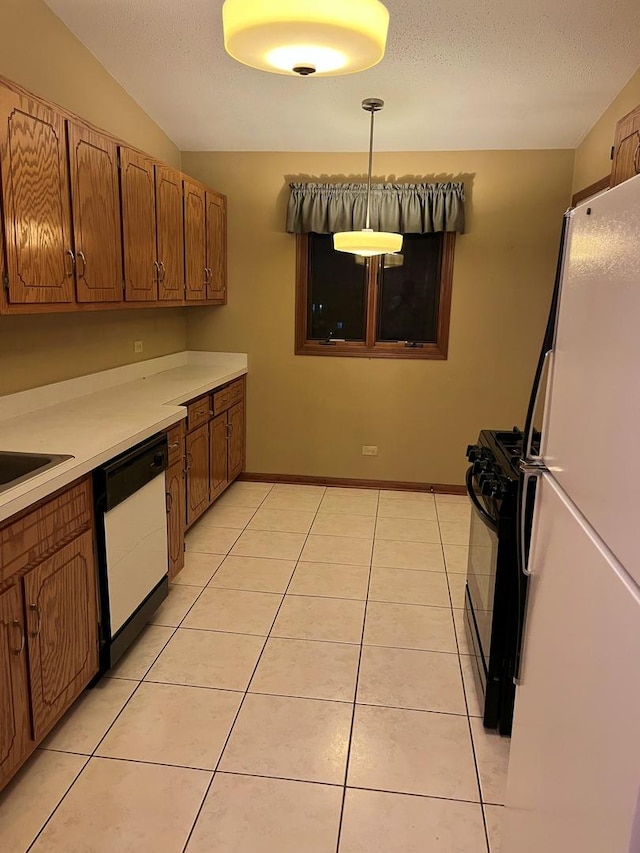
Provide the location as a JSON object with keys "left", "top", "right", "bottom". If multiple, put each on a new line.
{"left": 295, "top": 232, "right": 455, "bottom": 359}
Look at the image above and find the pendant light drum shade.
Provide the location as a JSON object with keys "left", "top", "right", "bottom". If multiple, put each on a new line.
{"left": 334, "top": 229, "right": 403, "bottom": 257}
{"left": 222, "top": 0, "right": 390, "bottom": 76}
{"left": 333, "top": 98, "right": 403, "bottom": 258}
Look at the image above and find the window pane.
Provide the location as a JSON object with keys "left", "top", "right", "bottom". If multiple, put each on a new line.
{"left": 376, "top": 234, "right": 443, "bottom": 343}
{"left": 308, "top": 234, "right": 367, "bottom": 341}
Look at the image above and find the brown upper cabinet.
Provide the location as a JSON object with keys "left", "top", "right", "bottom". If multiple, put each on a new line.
{"left": 155, "top": 165, "right": 185, "bottom": 301}
{"left": 0, "top": 87, "right": 74, "bottom": 304}
{"left": 0, "top": 75, "right": 227, "bottom": 314}
{"left": 206, "top": 192, "right": 227, "bottom": 303}
{"left": 120, "top": 148, "right": 158, "bottom": 302}
{"left": 184, "top": 181, "right": 228, "bottom": 304}
{"left": 611, "top": 104, "right": 640, "bottom": 188}
{"left": 67, "top": 123, "right": 123, "bottom": 302}
{"left": 184, "top": 180, "right": 207, "bottom": 301}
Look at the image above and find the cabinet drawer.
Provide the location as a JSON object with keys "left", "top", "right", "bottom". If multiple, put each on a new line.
{"left": 167, "top": 423, "right": 185, "bottom": 467}
{"left": 187, "top": 395, "right": 212, "bottom": 432}
{"left": 213, "top": 379, "right": 244, "bottom": 416}
{"left": 0, "top": 477, "right": 92, "bottom": 584}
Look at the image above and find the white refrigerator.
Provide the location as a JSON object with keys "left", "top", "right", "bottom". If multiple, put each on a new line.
{"left": 502, "top": 175, "right": 640, "bottom": 853}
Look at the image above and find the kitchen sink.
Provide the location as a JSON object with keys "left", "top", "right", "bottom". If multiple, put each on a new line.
{"left": 0, "top": 451, "right": 74, "bottom": 493}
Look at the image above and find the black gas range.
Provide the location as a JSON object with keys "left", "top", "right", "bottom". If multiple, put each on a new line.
{"left": 463, "top": 428, "right": 532, "bottom": 736}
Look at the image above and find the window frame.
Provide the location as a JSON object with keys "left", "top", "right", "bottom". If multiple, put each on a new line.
{"left": 295, "top": 232, "right": 456, "bottom": 360}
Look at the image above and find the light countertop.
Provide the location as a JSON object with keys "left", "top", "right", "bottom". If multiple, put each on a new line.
{"left": 0, "top": 351, "right": 247, "bottom": 523}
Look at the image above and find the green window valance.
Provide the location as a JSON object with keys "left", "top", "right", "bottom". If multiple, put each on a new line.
{"left": 286, "top": 182, "right": 465, "bottom": 235}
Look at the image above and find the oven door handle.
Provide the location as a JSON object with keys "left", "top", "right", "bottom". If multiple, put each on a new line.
{"left": 465, "top": 466, "right": 498, "bottom": 533}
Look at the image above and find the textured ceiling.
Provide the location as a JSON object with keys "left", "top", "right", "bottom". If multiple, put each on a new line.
{"left": 44, "top": 0, "right": 640, "bottom": 151}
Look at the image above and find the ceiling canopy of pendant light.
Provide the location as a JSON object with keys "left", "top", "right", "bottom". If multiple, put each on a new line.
{"left": 333, "top": 99, "right": 403, "bottom": 258}
{"left": 222, "top": 0, "right": 390, "bottom": 77}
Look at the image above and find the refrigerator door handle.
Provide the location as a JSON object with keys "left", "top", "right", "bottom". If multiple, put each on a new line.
{"left": 519, "top": 466, "right": 543, "bottom": 576}
{"left": 525, "top": 350, "right": 553, "bottom": 462}
{"left": 513, "top": 464, "right": 544, "bottom": 685}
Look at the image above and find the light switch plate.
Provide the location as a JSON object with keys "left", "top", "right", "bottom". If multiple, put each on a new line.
{"left": 134, "top": 340, "right": 143, "bottom": 354}
{"left": 362, "top": 445, "right": 378, "bottom": 456}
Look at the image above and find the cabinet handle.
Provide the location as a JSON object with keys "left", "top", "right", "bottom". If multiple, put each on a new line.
{"left": 29, "top": 603, "right": 41, "bottom": 637}
{"left": 634, "top": 138, "right": 640, "bottom": 175}
{"left": 203, "top": 267, "right": 209, "bottom": 286}
{"left": 77, "top": 251, "right": 87, "bottom": 277}
{"left": 169, "top": 442, "right": 180, "bottom": 449}
{"left": 65, "top": 249, "right": 75, "bottom": 277}
{"left": 153, "top": 260, "right": 160, "bottom": 282}
{"left": 11, "top": 620, "right": 24, "bottom": 655}
{"left": 185, "top": 451, "right": 193, "bottom": 471}
{"left": 166, "top": 491, "right": 173, "bottom": 513}
{"left": 225, "top": 423, "right": 232, "bottom": 440}
{"left": 159, "top": 261, "right": 166, "bottom": 282}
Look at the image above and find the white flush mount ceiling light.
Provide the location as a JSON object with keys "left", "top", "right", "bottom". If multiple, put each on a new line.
{"left": 221, "top": 0, "right": 390, "bottom": 77}
{"left": 333, "top": 99, "right": 403, "bottom": 258}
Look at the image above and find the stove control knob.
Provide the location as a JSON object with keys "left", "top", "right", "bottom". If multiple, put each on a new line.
{"left": 473, "top": 459, "right": 491, "bottom": 476}
{"left": 466, "top": 444, "right": 483, "bottom": 462}
{"left": 480, "top": 476, "right": 499, "bottom": 496}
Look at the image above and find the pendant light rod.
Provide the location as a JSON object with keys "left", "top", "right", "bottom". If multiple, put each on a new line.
{"left": 362, "top": 98, "right": 384, "bottom": 230}
{"left": 333, "top": 97, "right": 402, "bottom": 258}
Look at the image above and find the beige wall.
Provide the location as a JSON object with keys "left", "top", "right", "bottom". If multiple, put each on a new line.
{"left": 0, "top": 0, "right": 187, "bottom": 396}
{"left": 0, "top": 311, "right": 186, "bottom": 396}
{"left": 183, "top": 150, "right": 574, "bottom": 486}
{"left": 573, "top": 67, "right": 640, "bottom": 194}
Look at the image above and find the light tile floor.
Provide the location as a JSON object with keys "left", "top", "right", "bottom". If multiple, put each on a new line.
{"left": 0, "top": 482, "right": 508, "bottom": 853}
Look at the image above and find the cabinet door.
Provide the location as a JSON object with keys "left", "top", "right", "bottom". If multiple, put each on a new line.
{"left": 166, "top": 462, "right": 185, "bottom": 580}
{"left": 156, "top": 165, "right": 185, "bottom": 302}
{"left": 184, "top": 180, "right": 207, "bottom": 301}
{"left": 228, "top": 399, "right": 245, "bottom": 482}
{"left": 120, "top": 147, "right": 158, "bottom": 301}
{"left": 206, "top": 192, "right": 227, "bottom": 303}
{"left": 611, "top": 105, "right": 640, "bottom": 187}
{"left": 24, "top": 530, "right": 98, "bottom": 739}
{"left": 67, "top": 122, "right": 123, "bottom": 302}
{"left": 185, "top": 423, "right": 210, "bottom": 526}
{"left": 210, "top": 413, "right": 229, "bottom": 502}
{"left": 0, "top": 87, "right": 74, "bottom": 304}
{"left": 0, "top": 584, "right": 31, "bottom": 788}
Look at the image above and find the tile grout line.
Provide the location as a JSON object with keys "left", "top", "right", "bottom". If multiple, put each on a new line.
{"left": 334, "top": 487, "right": 380, "bottom": 853}
{"left": 179, "top": 483, "right": 330, "bottom": 853}
{"left": 435, "top": 494, "right": 492, "bottom": 853}
{"left": 26, "top": 484, "right": 277, "bottom": 853}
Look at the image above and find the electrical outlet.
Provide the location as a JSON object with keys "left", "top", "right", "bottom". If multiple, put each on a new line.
{"left": 134, "top": 340, "right": 143, "bottom": 354}
{"left": 362, "top": 445, "right": 378, "bottom": 456}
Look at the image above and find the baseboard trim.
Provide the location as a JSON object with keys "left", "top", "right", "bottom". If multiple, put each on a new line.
{"left": 238, "top": 472, "right": 466, "bottom": 495}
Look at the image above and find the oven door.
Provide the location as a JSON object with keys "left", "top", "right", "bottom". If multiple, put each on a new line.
{"left": 465, "top": 466, "right": 499, "bottom": 672}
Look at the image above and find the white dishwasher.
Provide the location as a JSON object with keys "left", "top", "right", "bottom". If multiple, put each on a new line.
{"left": 94, "top": 434, "right": 169, "bottom": 671}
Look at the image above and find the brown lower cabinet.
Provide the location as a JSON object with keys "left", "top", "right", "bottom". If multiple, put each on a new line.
{"left": 166, "top": 461, "right": 186, "bottom": 581}
{"left": 178, "top": 377, "right": 247, "bottom": 537}
{"left": 186, "top": 422, "right": 211, "bottom": 526}
{"left": 0, "top": 478, "right": 99, "bottom": 792}
{"left": 0, "top": 583, "right": 31, "bottom": 784}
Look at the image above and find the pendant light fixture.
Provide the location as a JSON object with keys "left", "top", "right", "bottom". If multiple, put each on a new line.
{"left": 333, "top": 99, "right": 403, "bottom": 258}
{"left": 221, "top": 0, "right": 390, "bottom": 77}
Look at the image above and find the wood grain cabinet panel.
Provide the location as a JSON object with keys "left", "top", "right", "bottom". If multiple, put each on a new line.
{"left": 611, "top": 104, "right": 640, "bottom": 187}
{"left": 155, "top": 165, "right": 185, "bottom": 302}
{"left": 23, "top": 530, "right": 98, "bottom": 739}
{"left": 184, "top": 180, "right": 207, "bottom": 301}
{"left": 228, "top": 399, "right": 245, "bottom": 482}
{"left": 67, "top": 123, "right": 123, "bottom": 302}
{"left": 210, "top": 413, "right": 229, "bottom": 502}
{"left": 166, "top": 462, "right": 185, "bottom": 580}
{"left": 206, "top": 192, "right": 227, "bottom": 303}
{"left": 120, "top": 147, "right": 157, "bottom": 302}
{"left": 0, "top": 584, "right": 31, "bottom": 784}
{"left": 185, "top": 423, "right": 210, "bottom": 526}
{"left": 0, "top": 87, "right": 74, "bottom": 304}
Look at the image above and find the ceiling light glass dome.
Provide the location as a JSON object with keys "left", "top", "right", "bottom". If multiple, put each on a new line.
{"left": 222, "top": 0, "right": 390, "bottom": 77}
